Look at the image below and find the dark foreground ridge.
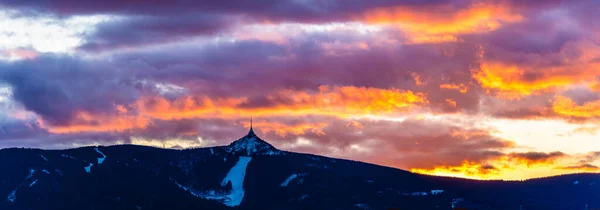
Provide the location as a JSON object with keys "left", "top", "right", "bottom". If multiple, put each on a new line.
{"left": 0, "top": 128, "right": 599, "bottom": 210}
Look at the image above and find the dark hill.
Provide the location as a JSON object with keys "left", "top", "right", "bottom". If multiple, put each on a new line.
{"left": 0, "top": 129, "right": 598, "bottom": 210}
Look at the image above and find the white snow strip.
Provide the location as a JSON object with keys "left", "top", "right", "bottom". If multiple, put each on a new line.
{"left": 280, "top": 173, "right": 307, "bottom": 187}
{"left": 6, "top": 169, "right": 36, "bottom": 202}
{"left": 61, "top": 154, "right": 76, "bottom": 160}
{"left": 280, "top": 174, "right": 299, "bottom": 187}
{"left": 42, "top": 170, "right": 50, "bottom": 174}
{"left": 220, "top": 156, "right": 252, "bottom": 207}
{"left": 84, "top": 163, "right": 93, "bottom": 173}
{"left": 431, "top": 190, "right": 444, "bottom": 195}
{"left": 174, "top": 182, "right": 202, "bottom": 197}
{"left": 173, "top": 181, "right": 228, "bottom": 203}
{"left": 29, "top": 179, "right": 38, "bottom": 187}
{"left": 403, "top": 192, "right": 428, "bottom": 196}
{"left": 172, "top": 157, "right": 252, "bottom": 207}
{"left": 7, "top": 190, "right": 16, "bottom": 203}
{"left": 210, "top": 148, "right": 214, "bottom": 155}
{"left": 40, "top": 154, "right": 48, "bottom": 161}
{"left": 298, "top": 194, "right": 308, "bottom": 201}
{"left": 94, "top": 147, "right": 107, "bottom": 164}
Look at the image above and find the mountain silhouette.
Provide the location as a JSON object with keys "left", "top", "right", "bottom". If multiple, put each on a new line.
{"left": 0, "top": 128, "right": 599, "bottom": 210}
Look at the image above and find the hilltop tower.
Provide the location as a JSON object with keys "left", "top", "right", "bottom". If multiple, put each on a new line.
{"left": 225, "top": 117, "right": 280, "bottom": 156}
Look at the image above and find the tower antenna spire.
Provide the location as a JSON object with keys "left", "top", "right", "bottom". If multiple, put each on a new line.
{"left": 247, "top": 116, "right": 255, "bottom": 136}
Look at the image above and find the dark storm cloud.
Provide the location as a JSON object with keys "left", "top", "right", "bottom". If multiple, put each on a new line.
{"left": 79, "top": 14, "right": 239, "bottom": 51}
{"left": 0, "top": 55, "right": 139, "bottom": 125}
{"left": 508, "top": 151, "right": 566, "bottom": 165}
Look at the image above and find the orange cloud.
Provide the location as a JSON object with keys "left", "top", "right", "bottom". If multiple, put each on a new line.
{"left": 363, "top": 3, "right": 522, "bottom": 43}
{"left": 346, "top": 120, "right": 364, "bottom": 129}
{"left": 440, "top": 83, "right": 468, "bottom": 93}
{"left": 136, "top": 85, "right": 428, "bottom": 120}
{"left": 411, "top": 72, "right": 426, "bottom": 85}
{"left": 43, "top": 86, "right": 427, "bottom": 134}
{"left": 474, "top": 62, "right": 600, "bottom": 99}
{"left": 555, "top": 164, "right": 599, "bottom": 172}
{"left": 552, "top": 95, "right": 600, "bottom": 118}
{"left": 44, "top": 111, "right": 151, "bottom": 134}
{"left": 445, "top": 98, "right": 457, "bottom": 108}
{"left": 410, "top": 152, "right": 590, "bottom": 180}
{"left": 507, "top": 151, "right": 566, "bottom": 167}
{"left": 411, "top": 160, "right": 500, "bottom": 180}
{"left": 243, "top": 121, "right": 328, "bottom": 137}
{"left": 475, "top": 40, "right": 600, "bottom": 99}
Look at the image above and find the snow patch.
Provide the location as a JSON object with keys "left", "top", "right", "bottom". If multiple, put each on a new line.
{"left": 210, "top": 148, "right": 214, "bottom": 155}
{"left": 7, "top": 190, "right": 15, "bottom": 203}
{"left": 29, "top": 179, "right": 38, "bottom": 187}
{"left": 40, "top": 154, "right": 48, "bottom": 161}
{"left": 280, "top": 174, "right": 299, "bottom": 187}
{"left": 403, "top": 189, "right": 444, "bottom": 196}
{"left": 355, "top": 203, "right": 370, "bottom": 210}
{"left": 404, "top": 192, "right": 428, "bottom": 196}
{"left": 26, "top": 169, "right": 35, "bottom": 178}
{"left": 174, "top": 156, "right": 252, "bottom": 207}
{"left": 61, "top": 154, "right": 76, "bottom": 160}
{"left": 220, "top": 156, "right": 252, "bottom": 207}
{"left": 431, "top": 190, "right": 444, "bottom": 195}
{"left": 55, "top": 169, "right": 63, "bottom": 176}
{"left": 5, "top": 170, "right": 34, "bottom": 203}
{"left": 84, "top": 163, "right": 94, "bottom": 173}
{"left": 174, "top": 181, "right": 203, "bottom": 198}
{"left": 451, "top": 198, "right": 465, "bottom": 208}
{"left": 94, "top": 147, "right": 107, "bottom": 164}
{"left": 573, "top": 180, "right": 579, "bottom": 185}
{"left": 42, "top": 169, "right": 50, "bottom": 174}
{"left": 297, "top": 194, "right": 308, "bottom": 201}
{"left": 280, "top": 173, "right": 307, "bottom": 187}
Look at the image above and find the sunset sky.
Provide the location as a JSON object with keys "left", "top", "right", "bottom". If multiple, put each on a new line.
{"left": 1, "top": 0, "right": 600, "bottom": 180}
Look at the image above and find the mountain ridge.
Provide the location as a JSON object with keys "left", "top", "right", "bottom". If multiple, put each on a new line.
{"left": 0, "top": 129, "right": 599, "bottom": 209}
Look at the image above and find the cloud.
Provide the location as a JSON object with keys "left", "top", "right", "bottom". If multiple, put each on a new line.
{"left": 38, "top": 85, "right": 426, "bottom": 134}
{"left": 508, "top": 151, "right": 566, "bottom": 166}
{"left": 0, "top": 55, "right": 140, "bottom": 125}
{"left": 362, "top": 2, "right": 523, "bottom": 43}
{"left": 555, "top": 164, "right": 599, "bottom": 171}
{"left": 78, "top": 14, "right": 239, "bottom": 51}
{"left": 552, "top": 95, "right": 600, "bottom": 119}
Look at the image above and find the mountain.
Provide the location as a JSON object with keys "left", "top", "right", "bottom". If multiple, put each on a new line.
{"left": 1, "top": 128, "right": 599, "bottom": 210}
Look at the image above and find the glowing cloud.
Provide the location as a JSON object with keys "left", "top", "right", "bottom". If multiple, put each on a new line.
{"left": 553, "top": 95, "right": 600, "bottom": 118}
{"left": 363, "top": 3, "right": 522, "bottom": 43}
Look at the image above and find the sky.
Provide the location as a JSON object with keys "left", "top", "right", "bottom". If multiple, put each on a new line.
{"left": 0, "top": 0, "right": 599, "bottom": 180}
